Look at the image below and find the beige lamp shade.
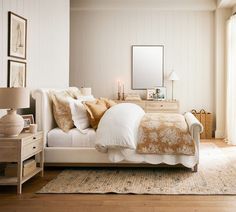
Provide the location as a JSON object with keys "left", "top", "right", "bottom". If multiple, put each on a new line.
{"left": 168, "top": 71, "right": 180, "bottom": 81}
{"left": 0, "top": 87, "right": 30, "bottom": 109}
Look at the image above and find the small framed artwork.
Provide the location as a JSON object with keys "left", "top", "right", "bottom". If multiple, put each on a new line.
{"left": 146, "top": 89, "right": 156, "bottom": 100}
{"left": 8, "top": 60, "right": 26, "bottom": 87}
{"left": 154, "top": 87, "right": 166, "bottom": 100}
{"left": 22, "top": 114, "right": 34, "bottom": 129}
{"left": 8, "top": 12, "right": 27, "bottom": 59}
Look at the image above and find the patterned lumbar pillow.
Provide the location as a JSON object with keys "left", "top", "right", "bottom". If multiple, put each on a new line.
{"left": 50, "top": 88, "right": 81, "bottom": 132}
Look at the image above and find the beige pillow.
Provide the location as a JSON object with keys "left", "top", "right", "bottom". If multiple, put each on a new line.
{"left": 66, "top": 87, "right": 82, "bottom": 99}
{"left": 99, "top": 98, "right": 117, "bottom": 108}
{"left": 50, "top": 89, "right": 78, "bottom": 132}
{"left": 83, "top": 100, "right": 108, "bottom": 130}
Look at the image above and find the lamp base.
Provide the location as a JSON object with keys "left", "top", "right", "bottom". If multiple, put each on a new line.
{"left": 0, "top": 109, "right": 24, "bottom": 137}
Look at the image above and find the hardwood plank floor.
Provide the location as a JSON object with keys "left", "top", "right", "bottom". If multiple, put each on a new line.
{"left": 0, "top": 140, "right": 236, "bottom": 212}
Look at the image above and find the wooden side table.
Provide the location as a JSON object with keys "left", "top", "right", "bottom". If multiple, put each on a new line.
{"left": 0, "top": 131, "right": 44, "bottom": 194}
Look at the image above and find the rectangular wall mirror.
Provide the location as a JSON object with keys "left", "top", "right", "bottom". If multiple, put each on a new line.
{"left": 132, "top": 45, "right": 164, "bottom": 89}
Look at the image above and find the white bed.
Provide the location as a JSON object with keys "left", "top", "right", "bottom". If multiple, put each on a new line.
{"left": 32, "top": 88, "right": 203, "bottom": 170}
{"left": 48, "top": 128, "right": 96, "bottom": 148}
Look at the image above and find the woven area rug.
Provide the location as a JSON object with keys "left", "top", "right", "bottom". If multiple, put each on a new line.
{"left": 38, "top": 143, "right": 236, "bottom": 194}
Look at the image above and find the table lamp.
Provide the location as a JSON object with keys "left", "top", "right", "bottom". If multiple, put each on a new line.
{"left": 0, "top": 88, "right": 30, "bottom": 137}
{"left": 168, "top": 71, "right": 179, "bottom": 100}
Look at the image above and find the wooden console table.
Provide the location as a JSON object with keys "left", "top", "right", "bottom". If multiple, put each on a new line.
{"left": 116, "top": 100, "right": 179, "bottom": 113}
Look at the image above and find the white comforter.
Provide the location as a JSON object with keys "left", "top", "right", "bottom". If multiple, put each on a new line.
{"left": 95, "top": 103, "right": 201, "bottom": 168}
{"left": 95, "top": 103, "right": 145, "bottom": 151}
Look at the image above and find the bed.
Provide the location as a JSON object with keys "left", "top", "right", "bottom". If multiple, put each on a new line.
{"left": 32, "top": 88, "right": 203, "bottom": 171}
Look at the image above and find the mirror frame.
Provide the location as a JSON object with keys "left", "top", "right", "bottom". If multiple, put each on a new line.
{"left": 131, "top": 45, "right": 164, "bottom": 90}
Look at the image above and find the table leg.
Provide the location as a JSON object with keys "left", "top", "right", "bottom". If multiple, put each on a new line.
{"left": 40, "top": 151, "right": 44, "bottom": 177}
{"left": 17, "top": 160, "right": 23, "bottom": 194}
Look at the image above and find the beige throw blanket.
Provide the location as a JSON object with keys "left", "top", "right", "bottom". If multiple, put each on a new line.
{"left": 137, "top": 113, "right": 195, "bottom": 155}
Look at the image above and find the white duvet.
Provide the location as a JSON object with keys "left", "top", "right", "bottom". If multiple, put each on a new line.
{"left": 95, "top": 103, "right": 145, "bottom": 151}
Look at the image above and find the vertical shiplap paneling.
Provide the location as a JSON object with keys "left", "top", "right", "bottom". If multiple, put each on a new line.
{"left": 0, "top": 0, "right": 69, "bottom": 89}
{"left": 0, "top": 0, "right": 70, "bottom": 117}
{"left": 70, "top": 10, "right": 215, "bottom": 114}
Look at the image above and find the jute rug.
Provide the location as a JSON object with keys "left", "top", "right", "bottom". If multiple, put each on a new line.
{"left": 38, "top": 143, "right": 236, "bottom": 194}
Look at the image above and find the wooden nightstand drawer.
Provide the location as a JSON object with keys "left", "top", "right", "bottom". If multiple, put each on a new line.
{"left": 22, "top": 138, "right": 43, "bottom": 160}
{"left": 23, "top": 132, "right": 43, "bottom": 145}
{"left": 0, "top": 142, "right": 18, "bottom": 162}
{"left": 146, "top": 102, "right": 178, "bottom": 111}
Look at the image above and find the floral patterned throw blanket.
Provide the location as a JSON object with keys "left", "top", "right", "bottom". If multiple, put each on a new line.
{"left": 137, "top": 113, "right": 195, "bottom": 155}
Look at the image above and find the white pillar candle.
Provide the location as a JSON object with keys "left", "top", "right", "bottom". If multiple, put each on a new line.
{"left": 29, "top": 124, "right": 37, "bottom": 134}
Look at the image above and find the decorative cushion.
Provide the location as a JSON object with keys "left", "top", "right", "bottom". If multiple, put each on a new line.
{"left": 66, "top": 87, "right": 82, "bottom": 99}
{"left": 99, "top": 98, "right": 117, "bottom": 108}
{"left": 50, "top": 87, "right": 81, "bottom": 132}
{"left": 69, "top": 95, "right": 95, "bottom": 132}
{"left": 83, "top": 100, "right": 108, "bottom": 129}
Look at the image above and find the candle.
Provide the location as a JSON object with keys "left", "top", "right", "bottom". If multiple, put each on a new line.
{"left": 122, "top": 83, "right": 124, "bottom": 94}
{"left": 29, "top": 124, "right": 38, "bottom": 134}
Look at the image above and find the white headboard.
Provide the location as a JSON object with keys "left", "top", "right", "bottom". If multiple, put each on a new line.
{"left": 32, "top": 88, "right": 74, "bottom": 146}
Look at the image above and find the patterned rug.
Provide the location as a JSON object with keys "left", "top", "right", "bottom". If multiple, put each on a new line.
{"left": 38, "top": 143, "right": 236, "bottom": 194}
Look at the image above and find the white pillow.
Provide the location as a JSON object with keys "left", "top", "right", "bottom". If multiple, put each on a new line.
{"left": 69, "top": 95, "right": 95, "bottom": 132}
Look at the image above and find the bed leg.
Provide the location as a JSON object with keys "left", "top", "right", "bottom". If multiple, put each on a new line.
{"left": 192, "top": 164, "right": 198, "bottom": 172}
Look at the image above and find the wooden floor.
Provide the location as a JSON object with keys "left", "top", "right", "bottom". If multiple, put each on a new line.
{"left": 1, "top": 140, "right": 236, "bottom": 212}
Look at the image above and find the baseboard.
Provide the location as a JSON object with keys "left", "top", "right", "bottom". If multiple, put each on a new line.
{"left": 215, "top": 130, "right": 225, "bottom": 139}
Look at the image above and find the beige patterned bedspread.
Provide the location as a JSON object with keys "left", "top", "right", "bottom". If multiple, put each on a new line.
{"left": 137, "top": 113, "right": 195, "bottom": 155}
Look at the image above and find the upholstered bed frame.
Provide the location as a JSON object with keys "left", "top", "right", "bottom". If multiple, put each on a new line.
{"left": 32, "top": 88, "right": 203, "bottom": 171}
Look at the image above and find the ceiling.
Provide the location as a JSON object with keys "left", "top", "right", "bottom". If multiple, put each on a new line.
{"left": 71, "top": 0, "right": 236, "bottom": 10}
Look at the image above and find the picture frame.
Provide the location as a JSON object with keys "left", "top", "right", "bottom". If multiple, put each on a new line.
{"left": 146, "top": 89, "right": 156, "bottom": 100}
{"left": 8, "top": 60, "right": 26, "bottom": 87}
{"left": 153, "top": 87, "right": 167, "bottom": 100}
{"left": 22, "top": 114, "right": 34, "bottom": 129}
{"left": 8, "top": 12, "right": 27, "bottom": 59}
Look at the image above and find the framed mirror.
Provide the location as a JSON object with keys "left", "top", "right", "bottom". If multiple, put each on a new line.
{"left": 132, "top": 45, "right": 164, "bottom": 89}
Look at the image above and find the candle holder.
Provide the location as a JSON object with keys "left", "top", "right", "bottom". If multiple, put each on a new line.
{"left": 122, "top": 92, "right": 125, "bottom": 101}
{"left": 117, "top": 92, "right": 121, "bottom": 100}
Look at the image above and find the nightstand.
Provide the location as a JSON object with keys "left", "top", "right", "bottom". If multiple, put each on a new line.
{"left": 0, "top": 131, "right": 44, "bottom": 194}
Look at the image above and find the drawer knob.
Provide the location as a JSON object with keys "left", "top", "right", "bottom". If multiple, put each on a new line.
{"left": 33, "top": 137, "right": 36, "bottom": 140}
{"left": 33, "top": 146, "right": 36, "bottom": 149}
{"left": 160, "top": 105, "right": 163, "bottom": 107}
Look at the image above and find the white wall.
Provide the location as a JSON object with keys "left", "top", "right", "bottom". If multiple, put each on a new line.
{"left": 0, "top": 0, "right": 70, "bottom": 116}
{"left": 215, "top": 8, "right": 232, "bottom": 138}
{"left": 70, "top": 4, "right": 215, "bottom": 114}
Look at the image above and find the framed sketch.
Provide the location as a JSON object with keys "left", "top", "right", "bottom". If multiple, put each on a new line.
{"left": 154, "top": 87, "right": 166, "bottom": 100}
{"left": 8, "top": 12, "right": 27, "bottom": 59}
{"left": 22, "top": 114, "right": 34, "bottom": 129}
{"left": 8, "top": 60, "right": 26, "bottom": 87}
{"left": 146, "top": 89, "right": 156, "bottom": 100}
